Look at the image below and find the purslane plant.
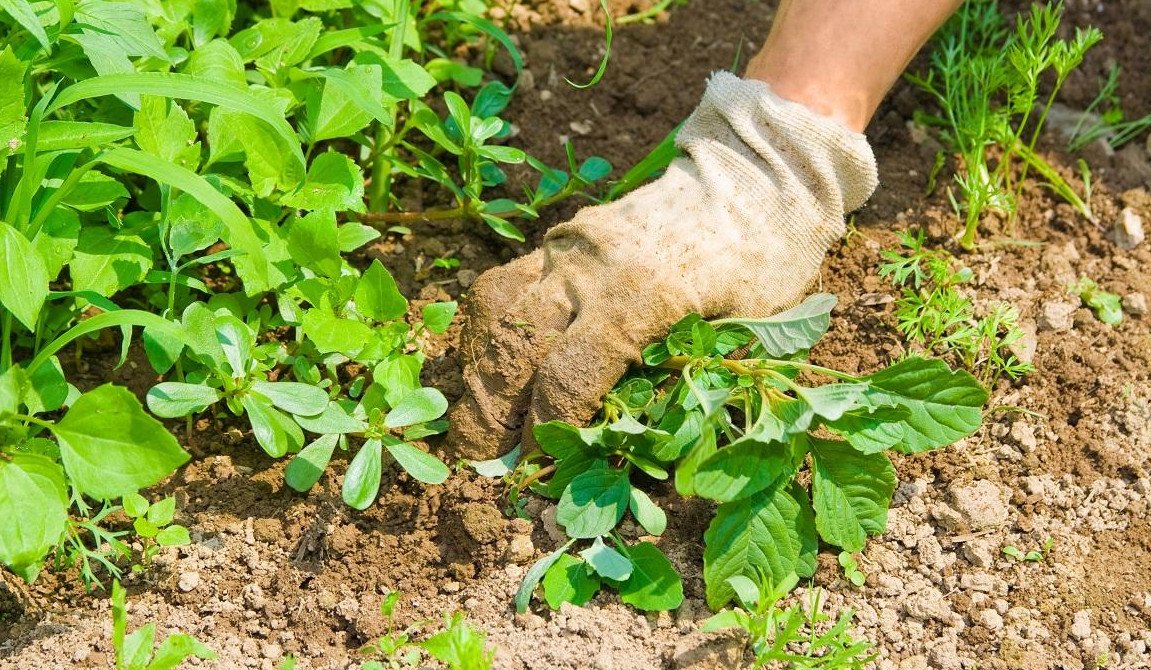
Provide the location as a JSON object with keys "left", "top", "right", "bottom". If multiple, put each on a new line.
{"left": 508, "top": 294, "right": 987, "bottom": 611}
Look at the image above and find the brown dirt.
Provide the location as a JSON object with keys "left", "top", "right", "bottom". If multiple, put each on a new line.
{"left": 4, "top": 1, "right": 1151, "bottom": 669}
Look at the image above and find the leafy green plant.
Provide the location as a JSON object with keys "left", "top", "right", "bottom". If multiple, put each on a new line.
{"left": 1067, "top": 64, "right": 1151, "bottom": 153}
{"left": 361, "top": 592, "right": 494, "bottom": 670}
{"left": 121, "top": 494, "right": 192, "bottom": 569}
{"left": 2, "top": 0, "right": 617, "bottom": 586}
{"left": 1070, "top": 276, "right": 1123, "bottom": 326}
{"left": 880, "top": 230, "right": 1033, "bottom": 384}
{"left": 908, "top": 0, "right": 1101, "bottom": 248}
{"left": 837, "top": 552, "right": 866, "bottom": 588}
{"left": 509, "top": 293, "right": 987, "bottom": 611}
{"left": 111, "top": 580, "right": 215, "bottom": 670}
{"left": 701, "top": 574, "right": 876, "bottom": 669}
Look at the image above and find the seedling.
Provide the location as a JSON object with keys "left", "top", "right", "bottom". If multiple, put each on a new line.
{"left": 701, "top": 573, "right": 876, "bottom": 669}
{"left": 880, "top": 230, "right": 1033, "bottom": 384}
{"left": 1003, "top": 536, "right": 1054, "bottom": 562}
{"left": 908, "top": 0, "right": 1101, "bottom": 248}
{"left": 837, "top": 552, "right": 867, "bottom": 588}
{"left": 1067, "top": 64, "right": 1151, "bottom": 152}
{"left": 1070, "top": 276, "right": 1123, "bottom": 326}
{"left": 510, "top": 293, "right": 987, "bottom": 611}
{"left": 111, "top": 580, "right": 215, "bottom": 670}
{"left": 361, "top": 592, "right": 495, "bottom": 670}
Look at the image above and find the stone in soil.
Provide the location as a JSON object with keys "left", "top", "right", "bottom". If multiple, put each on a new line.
{"left": 1038, "top": 300, "right": 1077, "bottom": 332}
{"left": 1112, "top": 207, "right": 1146, "bottom": 250}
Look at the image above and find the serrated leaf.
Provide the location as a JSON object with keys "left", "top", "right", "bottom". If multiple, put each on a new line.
{"left": 824, "top": 406, "right": 909, "bottom": 454}
{"left": 355, "top": 259, "right": 408, "bottom": 322}
{"left": 693, "top": 439, "right": 794, "bottom": 503}
{"left": 863, "top": 356, "right": 988, "bottom": 453}
{"left": 556, "top": 467, "right": 631, "bottom": 539}
{"left": 795, "top": 383, "right": 869, "bottom": 423}
{"left": 618, "top": 542, "right": 683, "bottom": 611}
{"left": 343, "top": 439, "right": 382, "bottom": 510}
{"left": 628, "top": 488, "right": 666, "bottom": 536}
{"left": 579, "top": 537, "right": 632, "bottom": 581}
{"left": 542, "top": 554, "right": 601, "bottom": 608}
{"left": 810, "top": 438, "right": 896, "bottom": 552}
{"left": 52, "top": 385, "right": 190, "bottom": 500}
{"left": 385, "top": 441, "right": 449, "bottom": 485}
{"left": 0, "top": 221, "right": 49, "bottom": 330}
{"left": 713, "top": 293, "right": 836, "bottom": 357}
{"left": 702, "top": 481, "right": 817, "bottom": 609}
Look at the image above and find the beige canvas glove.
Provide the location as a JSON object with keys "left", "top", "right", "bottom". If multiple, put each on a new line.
{"left": 449, "top": 71, "right": 878, "bottom": 460}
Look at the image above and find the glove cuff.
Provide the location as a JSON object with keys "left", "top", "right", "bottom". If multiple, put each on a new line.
{"left": 677, "top": 71, "right": 879, "bottom": 216}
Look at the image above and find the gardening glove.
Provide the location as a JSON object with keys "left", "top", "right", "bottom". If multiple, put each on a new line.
{"left": 449, "top": 71, "right": 878, "bottom": 460}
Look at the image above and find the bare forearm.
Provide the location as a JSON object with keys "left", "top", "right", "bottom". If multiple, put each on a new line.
{"left": 745, "top": 0, "right": 964, "bottom": 132}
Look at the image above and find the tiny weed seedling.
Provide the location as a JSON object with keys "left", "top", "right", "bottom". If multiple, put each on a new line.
{"left": 505, "top": 293, "right": 987, "bottom": 612}
{"left": 1067, "top": 64, "right": 1151, "bottom": 153}
{"left": 837, "top": 552, "right": 867, "bottom": 588}
{"left": 1003, "top": 536, "right": 1053, "bottom": 562}
{"left": 361, "top": 592, "right": 495, "bottom": 670}
{"left": 1070, "top": 276, "right": 1123, "bottom": 326}
{"left": 908, "top": 0, "right": 1101, "bottom": 248}
{"left": 880, "top": 230, "right": 1033, "bottom": 384}
{"left": 701, "top": 574, "right": 876, "bottom": 669}
{"left": 111, "top": 580, "right": 215, "bottom": 670}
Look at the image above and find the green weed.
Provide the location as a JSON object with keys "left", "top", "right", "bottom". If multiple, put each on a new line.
{"left": 701, "top": 574, "right": 876, "bottom": 669}
{"left": 504, "top": 293, "right": 987, "bottom": 612}
{"left": 879, "top": 230, "right": 1034, "bottom": 384}
{"left": 1070, "top": 276, "right": 1123, "bottom": 325}
{"left": 111, "top": 580, "right": 215, "bottom": 670}
{"left": 908, "top": 0, "right": 1101, "bottom": 248}
{"left": 1067, "top": 64, "right": 1151, "bottom": 153}
{"left": 361, "top": 592, "right": 495, "bottom": 670}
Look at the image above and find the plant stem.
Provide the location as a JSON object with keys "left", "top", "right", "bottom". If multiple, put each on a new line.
{"left": 513, "top": 464, "right": 555, "bottom": 494}
{"left": 659, "top": 356, "right": 862, "bottom": 382}
{"left": 357, "top": 206, "right": 469, "bottom": 226}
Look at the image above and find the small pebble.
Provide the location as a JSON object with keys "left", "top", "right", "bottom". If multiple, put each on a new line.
{"left": 1070, "top": 610, "right": 1092, "bottom": 640}
{"left": 178, "top": 572, "right": 200, "bottom": 592}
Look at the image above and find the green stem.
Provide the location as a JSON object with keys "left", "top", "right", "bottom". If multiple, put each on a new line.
{"left": 12, "top": 413, "right": 55, "bottom": 430}
{"left": 0, "top": 312, "right": 10, "bottom": 372}
{"left": 659, "top": 355, "right": 862, "bottom": 382}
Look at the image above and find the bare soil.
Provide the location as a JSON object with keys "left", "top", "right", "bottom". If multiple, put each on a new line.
{"left": 3, "top": 1, "right": 1151, "bottom": 669}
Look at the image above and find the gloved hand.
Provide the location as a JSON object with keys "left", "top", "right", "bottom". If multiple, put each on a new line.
{"left": 448, "top": 71, "right": 878, "bottom": 460}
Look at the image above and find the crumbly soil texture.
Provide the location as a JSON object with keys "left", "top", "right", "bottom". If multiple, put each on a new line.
{"left": 4, "top": 1, "right": 1151, "bottom": 669}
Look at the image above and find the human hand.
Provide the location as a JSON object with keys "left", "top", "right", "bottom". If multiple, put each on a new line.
{"left": 448, "top": 72, "right": 878, "bottom": 460}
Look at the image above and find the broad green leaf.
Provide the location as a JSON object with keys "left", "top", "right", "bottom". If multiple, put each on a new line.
{"left": 384, "top": 388, "right": 448, "bottom": 428}
{"left": 825, "top": 406, "right": 909, "bottom": 454}
{"left": 147, "top": 497, "right": 176, "bottom": 526}
{"left": 471, "top": 445, "right": 522, "bottom": 478}
{"left": 811, "top": 438, "right": 896, "bottom": 552}
{"left": 337, "top": 222, "right": 380, "bottom": 252}
{"left": 713, "top": 293, "right": 836, "bottom": 357}
{"left": 49, "top": 73, "right": 302, "bottom": 162}
{"left": 0, "top": 46, "right": 26, "bottom": 160}
{"left": 542, "top": 554, "right": 601, "bottom": 608}
{"left": 693, "top": 439, "right": 794, "bottom": 503}
{"left": 479, "top": 213, "right": 524, "bottom": 242}
{"left": 148, "top": 632, "right": 217, "bottom": 667}
{"left": 121, "top": 624, "right": 156, "bottom": 670}
{"left": 355, "top": 260, "right": 407, "bottom": 322}
{"left": 183, "top": 39, "right": 247, "bottom": 86}
{"left": 146, "top": 382, "right": 220, "bottom": 418}
{"left": 674, "top": 422, "right": 717, "bottom": 497}
{"left": 250, "top": 381, "right": 329, "bottom": 417}
{"left": 75, "top": 0, "right": 167, "bottom": 59}
{"left": 215, "top": 315, "right": 253, "bottom": 378}
{"left": 24, "top": 356, "right": 68, "bottom": 414}
{"left": 98, "top": 148, "right": 271, "bottom": 292}
{"left": 52, "top": 385, "right": 191, "bottom": 500}
{"left": 515, "top": 540, "right": 575, "bottom": 613}
{"left": 533, "top": 421, "right": 605, "bottom": 498}
{"left": 863, "top": 356, "right": 988, "bottom": 453}
{"left": 579, "top": 537, "right": 632, "bottom": 581}
{"left": 373, "top": 354, "right": 422, "bottom": 408}
{"left": 60, "top": 171, "right": 129, "bottom": 211}
{"left": 286, "top": 210, "right": 341, "bottom": 277}
{"left": 342, "top": 439, "right": 382, "bottom": 510}
{"left": 472, "top": 80, "right": 512, "bottom": 118}
{"left": 0, "top": 454, "right": 68, "bottom": 582}
{"left": 301, "top": 309, "right": 374, "bottom": 356}
{"left": 422, "top": 301, "right": 457, "bottom": 333}
{"left": 0, "top": 1, "right": 49, "bottom": 51}
{"left": 69, "top": 226, "right": 151, "bottom": 297}
{"left": 0, "top": 221, "right": 49, "bottom": 330}
{"left": 167, "top": 191, "right": 225, "bottom": 260}
{"left": 795, "top": 383, "right": 869, "bottom": 423}
{"left": 134, "top": 96, "right": 200, "bottom": 170}
{"left": 556, "top": 467, "right": 631, "bottom": 539}
{"left": 285, "top": 433, "right": 338, "bottom": 492}
{"left": 618, "top": 542, "right": 683, "bottom": 611}
{"left": 703, "top": 481, "right": 817, "bottom": 609}
{"left": 628, "top": 488, "right": 667, "bottom": 536}
{"left": 385, "top": 441, "right": 449, "bottom": 485}
{"left": 208, "top": 106, "right": 304, "bottom": 197}
{"left": 241, "top": 394, "right": 303, "bottom": 458}
{"left": 578, "top": 157, "right": 612, "bottom": 182}
{"left": 305, "top": 65, "right": 381, "bottom": 142}
{"left": 725, "top": 575, "right": 761, "bottom": 608}
{"left": 282, "top": 151, "right": 365, "bottom": 212}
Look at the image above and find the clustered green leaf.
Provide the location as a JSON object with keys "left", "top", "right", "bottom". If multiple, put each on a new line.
{"left": 512, "top": 294, "right": 987, "bottom": 611}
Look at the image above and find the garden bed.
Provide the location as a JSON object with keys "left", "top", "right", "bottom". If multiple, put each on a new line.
{"left": 2, "top": 0, "right": 1151, "bottom": 668}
